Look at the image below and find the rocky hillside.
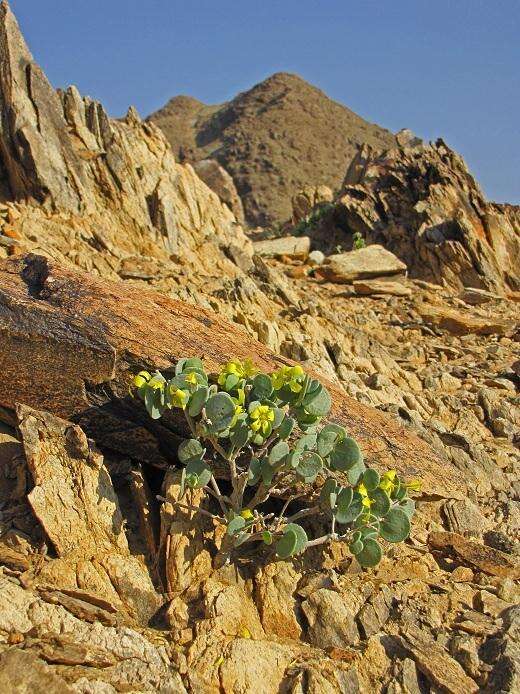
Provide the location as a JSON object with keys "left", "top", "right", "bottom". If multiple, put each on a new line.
{"left": 0, "top": 2, "right": 519, "bottom": 692}
{"left": 294, "top": 139, "right": 520, "bottom": 293}
{"left": 148, "top": 72, "right": 396, "bottom": 226}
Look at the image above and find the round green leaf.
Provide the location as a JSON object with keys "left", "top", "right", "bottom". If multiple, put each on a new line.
{"left": 286, "top": 451, "right": 302, "bottom": 469}
{"left": 320, "top": 478, "right": 339, "bottom": 510}
{"left": 336, "top": 486, "right": 353, "bottom": 513}
{"left": 230, "top": 421, "right": 250, "bottom": 448}
{"left": 178, "top": 438, "right": 204, "bottom": 464}
{"left": 185, "top": 459, "right": 212, "bottom": 488}
{"left": 347, "top": 459, "right": 366, "bottom": 486}
{"left": 277, "top": 416, "right": 295, "bottom": 440}
{"left": 225, "top": 373, "right": 240, "bottom": 391}
{"left": 363, "top": 469, "right": 380, "bottom": 491}
{"left": 275, "top": 528, "right": 298, "bottom": 559}
{"left": 380, "top": 508, "right": 410, "bottom": 543}
{"left": 227, "top": 516, "right": 246, "bottom": 536}
{"left": 183, "top": 357, "right": 204, "bottom": 372}
{"left": 188, "top": 386, "right": 209, "bottom": 416}
{"left": 247, "top": 457, "right": 262, "bottom": 486}
{"left": 294, "top": 408, "right": 320, "bottom": 426}
{"left": 284, "top": 523, "right": 308, "bottom": 553}
{"left": 304, "top": 385, "right": 331, "bottom": 417}
{"left": 206, "top": 392, "right": 236, "bottom": 432}
{"left": 356, "top": 538, "right": 383, "bottom": 568}
{"left": 262, "top": 530, "right": 273, "bottom": 545}
{"left": 394, "top": 485, "right": 407, "bottom": 502}
{"left": 252, "top": 373, "right": 274, "bottom": 399}
{"left": 295, "top": 451, "right": 323, "bottom": 483}
{"left": 330, "top": 437, "right": 363, "bottom": 472}
{"left": 302, "top": 379, "right": 322, "bottom": 405}
{"left": 349, "top": 539, "right": 364, "bottom": 555}
{"left": 268, "top": 441, "right": 290, "bottom": 466}
{"left": 260, "top": 459, "right": 275, "bottom": 485}
{"left": 175, "top": 358, "right": 188, "bottom": 375}
{"left": 359, "top": 525, "right": 379, "bottom": 540}
{"left": 144, "top": 386, "right": 164, "bottom": 419}
{"left": 369, "top": 488, "right": 391, "bottom": 517}
{"left": 272, "top": 408, "right": 285, "bottom": 429}
{"left": 294, "top": 433, "right": 317, "bottom": 452}
{"left": 399, "top": 499, "right": 416, "bottom": 519}
{"left": 317, "top": 424, "right": 346, "bottom": 457}
{"left": 335, "top": 490, "right": 362, "bottom": 524}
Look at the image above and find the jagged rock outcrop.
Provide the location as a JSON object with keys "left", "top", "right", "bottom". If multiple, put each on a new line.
{"left": 0, "top": 0, "right": 251, "bottom": 276}
{"left": 193, "top": 158, "right": 245, "bottom": 226}
{"left": 332, "top": 139, "right": 520, "bottom": 292}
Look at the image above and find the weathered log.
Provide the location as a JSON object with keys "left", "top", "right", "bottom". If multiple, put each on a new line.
{"left": 0, "top": 253, "right": 466, "bottom": 499}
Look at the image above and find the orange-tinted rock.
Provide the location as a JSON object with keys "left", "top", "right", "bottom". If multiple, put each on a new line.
{"left": 0, "top": 253, "right": 466, "bottom": 500}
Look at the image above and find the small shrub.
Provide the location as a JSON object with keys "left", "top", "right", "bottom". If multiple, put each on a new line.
{"left": 131, "top": 358, "right": 417, "bottom": 566}
{"left": 352, "top": 231, "right": 365, "bottom": 250}
{"left": 293, "top": 203, "right": 334, "bottom": 236}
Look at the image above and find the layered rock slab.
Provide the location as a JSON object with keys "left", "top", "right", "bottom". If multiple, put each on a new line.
{"left": 0, "top": 253, "right": 466, "bottom": 500}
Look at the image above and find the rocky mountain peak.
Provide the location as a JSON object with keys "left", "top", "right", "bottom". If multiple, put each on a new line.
{"left": 149, "top": 72, "right": 397, "bottom": 226}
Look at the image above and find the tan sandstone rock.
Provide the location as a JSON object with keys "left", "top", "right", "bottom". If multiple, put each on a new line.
{"left": 318, "top": 245, "right": 407, "bottom": 283}
{"left": 253, "top": 235, "right": 311, "bottom": 260}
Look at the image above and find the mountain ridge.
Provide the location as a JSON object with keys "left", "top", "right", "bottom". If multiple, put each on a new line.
{"left": 148, "top": 71, "right": 397, "bottom": 226}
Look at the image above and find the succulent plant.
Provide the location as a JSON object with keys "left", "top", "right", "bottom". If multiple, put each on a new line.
{"left": 131, "top": 358, "right": 418, "bottom": 567}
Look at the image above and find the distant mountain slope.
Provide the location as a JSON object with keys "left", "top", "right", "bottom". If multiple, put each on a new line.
{"left": 148, "top": 72, "right": 397, "bottom": 226}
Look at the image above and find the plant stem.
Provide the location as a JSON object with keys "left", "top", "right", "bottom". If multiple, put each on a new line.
{"left": 274, "top": 494, "right": 301, "bottom": 531}
{"left": 156, "top": 496, "right": 222, "bottom": 520}
{"left": 285, "top": 505, "right": 320, "bottom": 523}
{"left": 210, "top": 475, "right": 227, "bottom": 514}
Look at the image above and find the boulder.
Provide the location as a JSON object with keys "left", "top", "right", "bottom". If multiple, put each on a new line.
{"left": 429, "top": 532, "right": 520, "bottom": 579}
{"left": 400, "top": 624, "right": 479, "bottom": 694}
{"left": 0, "top": 253, "right": 467, "bottom": 500}
{"left": 253, "top": 235, "right": 311, "bottom": 260}
{"left": 308, "top": 249, "right": 325, "bottom": 266}
{"left": 460, "top": 287, "right": 503, "bottom": 305}
{"left": 291, "top": 185, "right": 333, "bottom": 224}
{"left": 318, "top": 245, "right": 407, "bottom": 283}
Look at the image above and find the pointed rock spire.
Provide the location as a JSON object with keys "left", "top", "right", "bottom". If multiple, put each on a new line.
{"left": 0, "top": 0, "right": 90, "bottom": 210}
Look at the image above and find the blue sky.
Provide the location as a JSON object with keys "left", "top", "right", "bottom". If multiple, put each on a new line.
{"left": 10, "top": 0, "right": 520, "bottom": 203}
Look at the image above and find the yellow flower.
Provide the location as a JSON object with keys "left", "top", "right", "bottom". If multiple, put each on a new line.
{"left": 250, "top": 405, "right": 275, "bottom": 435}
{"left": 230, "top": 403, "right": 244, "bottom": 428}
{"left": 405, "top": 479, "right": 422, "bottom": 493}
{"left": 271, "top": 365, "right": 305, "bottom": 392}
{"left": 169, "top": 387, "right": 189, "bottom": 409}
{"left": 145, "top": 374, "right": 165, "bottom": 391}
{"left": 379, "top": 470, "right": 397, "bottom": 494}
{"left": 185, "top": 372, "right": 198, "bottom": 386}
{"left": 133, "top": 371, "right": 151, "bottom": 388}
{"left": 218, "top": 359, "right": 258, "bottom": 387}
{"left": 240, "top": 509, "right": 254, "bottom": 520}
{"left": 357, "top": 482, "right": 372, "bottom": 508}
